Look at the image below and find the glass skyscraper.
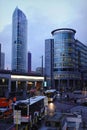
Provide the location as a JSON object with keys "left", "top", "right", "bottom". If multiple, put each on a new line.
{"left": 45, "top": 39, "right": 54, "bottom": 87}
{"left": 45, "top": 28, "right": 87, "bottom": 91}
{"left": 12, "top": 7, "right": 27, "bottom": 72}
{"left": 28, "top": 52, "right": 31, "bottom": 73}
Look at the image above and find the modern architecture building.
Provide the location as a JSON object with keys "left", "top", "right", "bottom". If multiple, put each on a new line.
{"left": 12, "top": 7, "right": 27, "bottom": 72}
{"left": 45, "top": 28, "right": 87, "bottom": 91}
{"left": 28, "top": 52, "right": 31, "bottom": 73}
{"left": 0, "top": 44, "right": 5, "bottom": 70}
{"left": 36, "top": 55, "right": 44, "bottom": 76}
{"left": 45, "top": 39, "right": 54, "bottom": 87}
{"left": 1, "top": 52, "right": 5, "bottom": 70}
{"left": 75, "top": 40, "right": 87, "bottom": 89}
{"left": 36, "top": 67, "right": 45, "bottom": 75}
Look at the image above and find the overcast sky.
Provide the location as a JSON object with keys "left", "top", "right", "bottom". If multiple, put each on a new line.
{"left": 0, "top": 0, "right": 87, "bottom": 70}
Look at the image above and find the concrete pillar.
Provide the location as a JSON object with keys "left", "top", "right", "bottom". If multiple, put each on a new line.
{"left": 23, "top": 81, "right": 27, "bottom": 99}
{"left": 8, "top": 77, "right": 11, "bottom": 93}
{"left": 16, "top": 81, "right": 18, "bottom": 91}
{"left": 25, "top": 81, "right": 27, "bottom": 91}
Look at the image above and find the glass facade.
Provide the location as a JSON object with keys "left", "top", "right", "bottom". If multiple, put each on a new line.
{"left": 52, "top": 29, "right": 76, "bottom": 71}
{"left": 75, "top": 40, "right": 87, "bottom": 88}
{"left": 28, "top": 52, "right": 31, "bottom": 73}
{"left": 51, "top": 29, "right": 77, "bottom": 91}
{"left": 45, "top": 28, "right": 87, "bottom": 91}
{"left": 51, "top": 28, "right": 82, "bottom": 91}
{"left": 45, "top": 39, "right": 54, "bottom": 87}
{"left": 75, "top": 40, "right": 87, "bottom": 72}
{"left": 12, "top": 7, "right": 27, "bottom": 72}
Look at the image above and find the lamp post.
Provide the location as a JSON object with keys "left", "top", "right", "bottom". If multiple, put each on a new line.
{"left": 40, "top": 55, "right": 44, "bottom": 94}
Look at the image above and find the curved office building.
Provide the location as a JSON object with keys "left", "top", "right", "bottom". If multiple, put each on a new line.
{"left": 51, "top": 28, "right": 81, "bottom": 91}
{"left": 12, "top": 7, "right": 27, "bottom": 72}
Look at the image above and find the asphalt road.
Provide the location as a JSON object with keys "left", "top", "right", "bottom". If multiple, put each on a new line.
{"left": 0, "top": 93, "right": 87, "bottom": 130}
{"left": 0, "top": 116, "right": 15, "bottom": 130}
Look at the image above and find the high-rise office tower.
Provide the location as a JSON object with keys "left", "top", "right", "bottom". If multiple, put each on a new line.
{"left": 12, "top": 7, "right": 27, "bottom": 72}
{"left": 1, "top": 52, "right": 5, "bottom": 70}
{"left": 45, "top": 39, "right": 54, "bottom": 87}
{"left": 28, "top": 52, "right": 31, "bottom": 73}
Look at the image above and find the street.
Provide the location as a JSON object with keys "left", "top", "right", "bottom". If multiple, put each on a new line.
{"left": 0, "top": 93, "right": 87, "bottom": 130}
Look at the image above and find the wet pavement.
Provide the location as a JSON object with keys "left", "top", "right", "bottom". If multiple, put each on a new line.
{"left": 1, "top": 92, "right": 87, "bottom": 130}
